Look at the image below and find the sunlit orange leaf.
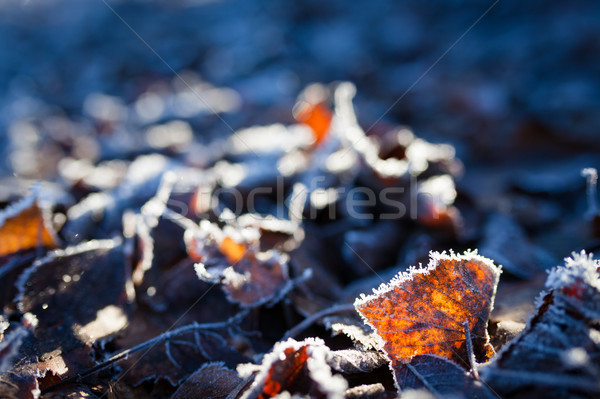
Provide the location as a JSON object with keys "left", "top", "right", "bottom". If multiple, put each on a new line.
{"left": 219, "top": 236, "right": 247, "bottom": 263}
{"left": 354, "top": 251, "right": 500, "bottom": 372}
{"left": 294, "top": 101, "right": 332, "bottom": 144}
{"left": 0, "top": 194, "right": 59, "bottom": 257}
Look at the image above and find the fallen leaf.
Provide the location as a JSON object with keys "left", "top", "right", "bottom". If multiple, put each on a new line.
{"left": 0, "top": 192, "right": 59, "bottom": 257}
{"left": 293, "top": 84, "right": 332, "bottom": 145}
{"left": 0, "top": 324, "right": 40, "bottom": 399}
{"left": 343, "top": 383, "right": 397, "bottom": 399}
{"left": 323, "top": 314, "right": 380, "bottom": 351}
{"left": 119, "top": 330, "right": 247, "bottom": 387}
{"left": 0, "top": 325, "right": 28, "bottom": 374}
{"left": 0, "top": 370, "right": 40, "bottom": 399}
{"left": 478, "top": 212, "right": 548, "bottom": 279}
{"left": 188, "top": 220, "right": 293, "bottom": 308}
{"left": 354, "top": 250, "right": 501, "bottom": 379}
{"left": 395, "top": 354, "right": 496, "bottom": 398}
{"left": 481, "top": 251, "right": 600, "bottom": 398}
{"left": 326, "top": 349, "right": 388, "bottom": 374}
{"left": 0, "top": 252, "right": 36, "bottom": 313}
{"left": 240, "top": 338, "right": 347, "bottom": 399}
{"left": 220, "top": 236, "right": 248, "bottom": 263}
{"left": 11, "top": 239, "right": 133, "bottom": 388}
{"left": 171, "top": 362, "right": 243, "bottom": 399}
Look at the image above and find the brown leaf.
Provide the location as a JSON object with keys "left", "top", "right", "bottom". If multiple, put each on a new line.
{"left": 0, "top": 325, "right": 29, "bottom": 374}
{"left": 0, "top": 193, "right": 59, "bottom": 257}
{"left": 119, "top": 330, "right": 247, "bottom": 387}
{"left": 354, "top": 251, "right": 501, "bottom": 375}
{"left": 13, "top": 239, "right": 133, "bottom": 386}
{"left": 188, "top": 220, "right": 293, "bottom": 308}
{"left": 240, "top": 338, "right": 347, "bottom": 399}
{"left": 0, "top": 324, "right": 39, "bottom": 399}
{"left": 171, "top": 362, "right": 243, "bottom": 399}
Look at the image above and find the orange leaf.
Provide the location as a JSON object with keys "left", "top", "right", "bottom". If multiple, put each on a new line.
{"left": 294, "top": 101, "right": 332, "bottom": 145}
{"left": 0, "top": 195, "right": 59, "bottom": 257}
{"left": 244, "top": 338, "right": 347, "bottom": 398}
{"left": 354, "top": 251, "right": 500, "bottom": 371}
{"left": 219, "top": 236, "right": 247, "bottom": 264}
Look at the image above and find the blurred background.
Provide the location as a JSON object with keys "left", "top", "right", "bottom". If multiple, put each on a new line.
{"left": 0, "top": 0, "right": 599, "bottom": 182}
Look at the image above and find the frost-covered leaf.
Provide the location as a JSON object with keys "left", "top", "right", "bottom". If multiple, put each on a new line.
{"left": 0, "top": 325, "right": 28, "bottom": 374}
{"left": 187, "top": 219, "right": 293, "bottom": 308}
{"left": 326, "top": 349, "right": 388, "bottom": 374}
{"left": 16, "top": 239, "right": 132, "bottom": 349}
{"left": 240, "top": 338, "right": 348, "bottom": 399}
{"left": 343, "top": 383, "right": 396, "bottom": 399}
{"left": 481, "top": 251, "right": 600, "bottom": 398}
{"left": 323, "top": 314, "right": 380, "bottom": 351}
{"left": 354, "top": 250, "right": 501, "bottom": 379}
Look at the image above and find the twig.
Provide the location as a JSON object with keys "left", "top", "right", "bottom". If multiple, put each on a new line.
{"left": 42, "top": 310, "right": 248, "bottom": 393}
{"left": 282, "top": 303, "right": 356, "bottom": 340}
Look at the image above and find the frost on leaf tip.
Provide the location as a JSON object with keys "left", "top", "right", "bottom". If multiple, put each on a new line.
{"left": 546, "top": 250, "right": 600, "bottom": 292}
{"left": 353, "top": 250, "right": 501, "bottom": 378}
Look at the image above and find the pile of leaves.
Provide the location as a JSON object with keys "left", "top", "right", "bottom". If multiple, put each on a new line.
{"left": 1, "top": 82, "right": 599, "bottom": 398}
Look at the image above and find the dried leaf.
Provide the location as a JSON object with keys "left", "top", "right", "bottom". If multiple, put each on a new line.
{"left": 295, "top": 102, "right": 333, "bottom": 145}
{"left": 326, "top": 349, "right": 388, "bottom": 374}
{"left": 293, "top": 84, "right": 332, "bottom": 145}
{"left": 322, "top": 314, "right": 380, "bottom": 351}
{"left": 16, "top": 240, "right": 132, "bottom": 348}
{"left": 481, "top": 251, "right": 600, "bottom": 398}
{"left": 0, "top": 193, "right": 58, "bottom": 257}
{"left": 0, "top": 325, "right": 28, "bottom": 374}
{"left": 171, "top": 362, "right": 243, "bottom": 399}
{"left": 479, "top": 213, "right": 547, "bottom": 279}
{"left": 119, "top": 330, "right": 247, "bottom": 387}
{"left": 354, "top": 251, "right": 501, "bottom": 376}
{"left": 12, "top": 239, "right": 133, "bottom": 387}
{"left": 0, "top": 324, "right": 40, "bottom": 399}
{"left": 0, "top": 252, "right": 36, "bottom": 313}
{"left": 0, "top": 370, "right": 40, "bottom": 399}
{"left": 240, "top": 338, "right": 347, "bottom": 399}
{"left": 188, "top": 220, "right": 293, "bottom": 308}
{"left": 343, "top": 383, "right": 396, "bottom": 399}
{"left": 395, "top": 354, "right": 496, "bottom": 398}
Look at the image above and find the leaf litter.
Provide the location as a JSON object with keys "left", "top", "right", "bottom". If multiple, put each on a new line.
{"left": 0, "top": 81, "right": 598, "bottom": 399}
